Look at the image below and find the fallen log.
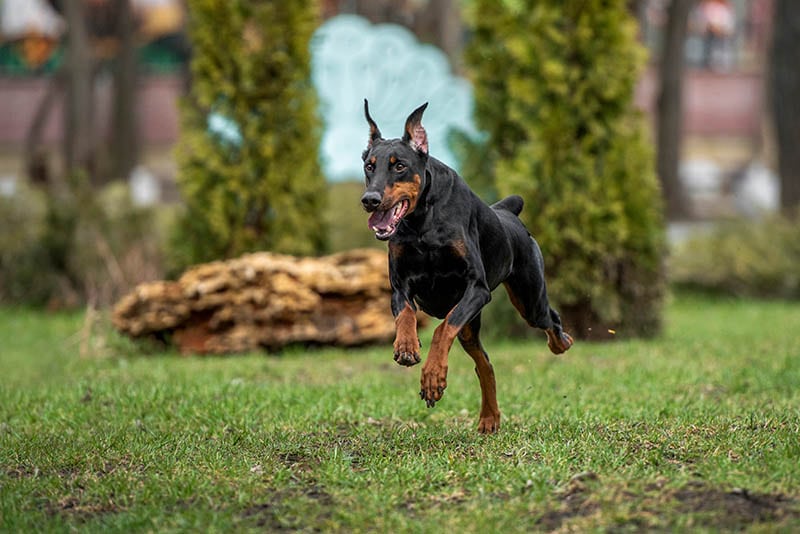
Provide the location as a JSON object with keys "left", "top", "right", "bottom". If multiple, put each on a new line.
{"left": 112, "top": 248, "right": 415, "bottom": 354}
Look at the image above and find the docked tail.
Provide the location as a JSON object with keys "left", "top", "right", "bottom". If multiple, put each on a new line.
{"left": 491, "top": 195, "right": 524, "bottom": 216}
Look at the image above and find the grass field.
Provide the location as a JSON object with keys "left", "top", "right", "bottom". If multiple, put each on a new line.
{"left": 1, "top": 294, "right": 799, "bottom": 532}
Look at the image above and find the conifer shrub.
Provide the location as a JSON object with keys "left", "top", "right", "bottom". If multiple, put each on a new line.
{"left": 0, "top": 182, "right": 54, "bottom": 305}
{"left": 173, "top": 0, "right": 326, "bottom": 269}
{"left": 0, "top": 177, "right": 167, "bottom": 307}
{"left": 670, "top": 216, "right": 800, "bottom": 299}
{"left": 463, "top": 0, "right": 665, "bottom": 338}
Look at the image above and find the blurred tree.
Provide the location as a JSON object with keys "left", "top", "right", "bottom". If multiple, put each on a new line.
{"left": 62, "top": 0, "right": 94, "bottom": 180}
{"left": 27, "top": 0, "right": 142, "bottom": 187}
{"left": 323, "top": 0, "right": 463, "bottom": 67}
{"left": 657, "top": 0, "right": 694, "bottom": 220}
{"left": 111, "top": 0, "right": 140, "bottom": 181}
{"left": 464, "top": 0, "right": 665, "bottom": 338}
{"left": 770, "top": 0, "right": 800, "bottom": 215}
{"left": 172, "top": 0, "right": 326, "bottom": 268}
{"left": 628, "top": 0, "right": 646, "bottom": 25}
{"left": 17, "top": 1, "right": 155, "bottom": 307}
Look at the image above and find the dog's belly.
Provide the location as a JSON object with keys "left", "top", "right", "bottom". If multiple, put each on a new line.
{"left": 392, "top": 238, "right": 475, "bottom": 319}
{"left": 411, "top": 273, "right": 467, "bottom": 319}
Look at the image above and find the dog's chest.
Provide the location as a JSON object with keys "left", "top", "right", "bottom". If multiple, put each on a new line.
{"left": 391, "top": 240, "right": 468, "bottom": 292}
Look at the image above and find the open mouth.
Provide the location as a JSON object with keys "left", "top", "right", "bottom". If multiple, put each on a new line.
{"left": 367, "top": 199, "right": 409, "bottom": 240}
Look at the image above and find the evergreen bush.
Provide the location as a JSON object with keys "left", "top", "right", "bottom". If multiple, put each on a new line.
{"left": 0, "top": 177, "right": 168, "bottom": 307}
{"left": 463, "top": 0, "right": 666, "bottom": 338}
{"left": 670, "top": 216, "right": 800, "bottom": 299}
{"left": 0, "top": 182, "right": 55, "bottom": 305}
{"left": 173, "top": 0, "right": 326, "bottom": 268}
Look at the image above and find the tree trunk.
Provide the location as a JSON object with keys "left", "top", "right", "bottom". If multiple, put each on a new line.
{"left": 629, "top": 0, "right": 647, "bottom": 30}
{"left": 656, "top": 0, "right": 694, "bottom": 220}
{"left": 769, "top": 0, "right": 800, "bottom": 215}
{"left": 24, "top": 67, "right": 66, "bottom": 188}
{"left": 416, "top": 0, "right": 462, "bottom": 69}
{"left": 62, "top": 0, "right": 94, "bottom": 180}
{"left": 111, "top": 0, "right": 140, "bottom": 181}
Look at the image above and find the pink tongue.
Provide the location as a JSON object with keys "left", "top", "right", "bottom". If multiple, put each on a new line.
{"left": 368, "top": 209, "right": 393, "bottom": 230}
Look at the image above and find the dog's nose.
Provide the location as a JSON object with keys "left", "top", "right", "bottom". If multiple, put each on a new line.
{"left": 361, "top": 191, "right": 382, "bottom": 211}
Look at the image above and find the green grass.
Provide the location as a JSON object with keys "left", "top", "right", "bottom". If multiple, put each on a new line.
{"left": 2, "top": 294, "right": 800, "bottom": 532}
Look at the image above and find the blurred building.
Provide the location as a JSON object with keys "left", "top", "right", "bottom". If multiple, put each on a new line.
{"left": 0, "top": 0, "right": 779, "bottom": 213}
{"left": 638, "top": 0, "right": 777, "bottom": 217}
{"left": 0, "top": 0, "right": 187, "bottom": 188}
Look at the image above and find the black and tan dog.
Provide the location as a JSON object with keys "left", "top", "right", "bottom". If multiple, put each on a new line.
{"left": 360, "top": 101, "right": 573, "bottom": 434}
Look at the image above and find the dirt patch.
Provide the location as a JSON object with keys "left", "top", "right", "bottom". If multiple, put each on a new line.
{"left": 535, "top": 472, "right": 601, "bottom": 531}
{"left": 44, "top": 495, "right": 123, "bottom": 523}
{"left": 277, "top": 430, "right": 366, "bottom": 473}
{"left": 536, "top": 476, "right": 799, "bottom": 531}
{"left": 671, "top": 481, "right": 799, "bottom": 529}
{"left": 240, "top": 503, "right": 285, "bottom": 530}
{"left": 94, "top": 454, "right": 146, "bottom": 478}
{"left": 239, "top": 485, "right": 334, "bottom": 530}
{"left": 22, "top": 455, "right": 144, "bottom": 525}
{"left": 5, "top": 454, "right": 145, "bottom": 483}
{"left": 278, "top": 450, "right": 317, "bottom": 472}
{"left": 5, "top": 465, "right": 40, "bottom": 479}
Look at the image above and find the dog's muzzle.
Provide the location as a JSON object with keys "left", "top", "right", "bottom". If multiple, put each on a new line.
{"left": 361, "top": 191, "right": 382, "bottom": 212}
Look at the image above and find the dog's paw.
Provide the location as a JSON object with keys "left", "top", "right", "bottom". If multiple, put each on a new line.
{"left": 393, "top": 337, "right": 421, "bottom": 367}
{"left": 419, "top": 363, "right": 447, "bottom": 407}
{"left": 477, "top": 412, "right": 501, "bottom": 434}
{"left": 546, "top": 330, "right": 573, "bottom": 355}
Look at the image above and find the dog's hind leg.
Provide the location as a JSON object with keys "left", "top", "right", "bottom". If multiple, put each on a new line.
{"left": 503, "top": 238, "right": 573, "bottom": 355}
{"left": 457, "top": 314, "right": 501, "bottom": 434}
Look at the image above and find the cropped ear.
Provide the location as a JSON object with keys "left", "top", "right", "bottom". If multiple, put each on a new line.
{"left": 364, "top": 99, "right": 382, "bottom": 147}
{"left": 402, "top": 102, "right": 429, "bottom": 155}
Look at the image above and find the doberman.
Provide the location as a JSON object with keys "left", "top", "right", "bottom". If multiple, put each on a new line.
{"left": 360, "top": 101, "right": 573, "bottom": 434}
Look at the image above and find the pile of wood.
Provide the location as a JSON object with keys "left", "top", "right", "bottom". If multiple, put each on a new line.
{"left": 112, "top": 249, "right": 407, "bottom": 354}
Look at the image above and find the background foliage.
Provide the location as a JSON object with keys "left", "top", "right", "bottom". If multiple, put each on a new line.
{"left": 0, "top": 178, "right": 166, "bottom": 307}
{"left": 172, "top": 0, "right": 326, "bottom": 269}
{"left": 0, "top": 182, "right": 53, "bottom": 304}
{"left": 463, "top": 0, "right": 666, "bottom": 338}
{"left": 670, "top": 215, "right": 800, "bottom": 299}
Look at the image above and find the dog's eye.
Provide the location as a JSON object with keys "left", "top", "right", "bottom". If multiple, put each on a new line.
{"left": 364, "top": 163, "right": 375, "bottom": 173}
{"left": 395, "top": 162, "right": 405, "bottom": 172}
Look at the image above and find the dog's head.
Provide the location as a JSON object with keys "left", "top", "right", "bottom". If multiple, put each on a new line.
{"left": 360, "top": 100, "right": 429, "bottom": 240}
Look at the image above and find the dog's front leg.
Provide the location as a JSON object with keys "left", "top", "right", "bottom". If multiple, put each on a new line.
{"left": 420, "top": 279, "right": 491, "bottom": 407}
{"left": 389, "top": 244, "right": 421, "bottom": 367}
{"left": 393, "top": 299, "right": 421, "bottom": 367}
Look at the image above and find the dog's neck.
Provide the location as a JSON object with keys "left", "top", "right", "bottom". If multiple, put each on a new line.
{"left": 395, "top": 160, "right": 456, "bottom": 241}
